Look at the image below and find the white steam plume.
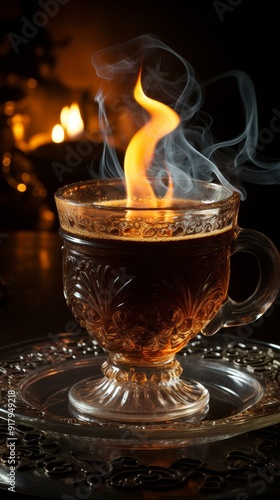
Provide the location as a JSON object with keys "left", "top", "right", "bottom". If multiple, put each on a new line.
{"left": 90, "top": 34, "right": 280, "bottom": 200}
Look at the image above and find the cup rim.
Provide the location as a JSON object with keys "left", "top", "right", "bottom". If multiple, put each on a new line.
{"left": 54, "top": 177, "right": 240, "bottom": 212}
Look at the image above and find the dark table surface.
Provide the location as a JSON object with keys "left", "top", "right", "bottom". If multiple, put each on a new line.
{"left": 0, "top": 230, "right": 73, "bottom": 343}
{"left": 1, "top": 230, "right": 280, "bottom": 500}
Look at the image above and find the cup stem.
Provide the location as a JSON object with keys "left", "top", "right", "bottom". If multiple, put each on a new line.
{"left": 68, "top": 353, "right": 209, "bottom": 423}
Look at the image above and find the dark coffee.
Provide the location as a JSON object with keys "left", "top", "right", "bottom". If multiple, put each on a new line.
{"left": 62, "top": 226, "right": 234, "bottom": 362}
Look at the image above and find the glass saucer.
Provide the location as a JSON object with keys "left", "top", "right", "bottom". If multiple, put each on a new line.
{"left": 0, "top": 332, "right": 280, "bottom": 451}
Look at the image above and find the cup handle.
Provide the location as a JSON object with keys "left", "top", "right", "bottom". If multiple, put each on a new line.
{"left": 202, "top": 228, "right": 280, "bottom": 336}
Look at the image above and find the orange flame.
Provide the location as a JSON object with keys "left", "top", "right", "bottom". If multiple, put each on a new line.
{"left": 124, "top": 71, "right": 180, "bottom": 208}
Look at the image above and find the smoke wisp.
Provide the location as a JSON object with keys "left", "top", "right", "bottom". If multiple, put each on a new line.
{"left": 90, "top": 34, "right": 280, "bottom": 200}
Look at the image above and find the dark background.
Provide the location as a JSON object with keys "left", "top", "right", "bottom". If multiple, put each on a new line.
{"left": 1, "top": 6, "right": 280, "bottom": 500}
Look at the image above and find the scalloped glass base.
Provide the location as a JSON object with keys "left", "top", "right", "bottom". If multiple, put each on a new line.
{"left": 68, "top": 357, "right": 210, "bottom": 423}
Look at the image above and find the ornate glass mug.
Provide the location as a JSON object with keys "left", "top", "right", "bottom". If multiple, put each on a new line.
{"left": 55, "top": 178, "right": 280, "bottom": 423}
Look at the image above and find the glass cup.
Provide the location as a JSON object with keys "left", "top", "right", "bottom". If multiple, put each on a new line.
{"left": 54, "top": 178, "right": 280, "bottom": 423}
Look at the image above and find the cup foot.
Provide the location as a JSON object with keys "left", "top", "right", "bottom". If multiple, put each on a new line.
{"left": 68, "top": 357, "right": 209, "bottom": 423}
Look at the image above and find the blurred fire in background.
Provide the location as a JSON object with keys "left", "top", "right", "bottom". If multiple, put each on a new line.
{"left": 0, "top": 0, "right": 104, "bottom": 230}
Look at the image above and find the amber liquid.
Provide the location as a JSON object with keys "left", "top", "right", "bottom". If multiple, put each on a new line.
{"left": 63, "top": 227, "right": 234, "bottom": 361}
